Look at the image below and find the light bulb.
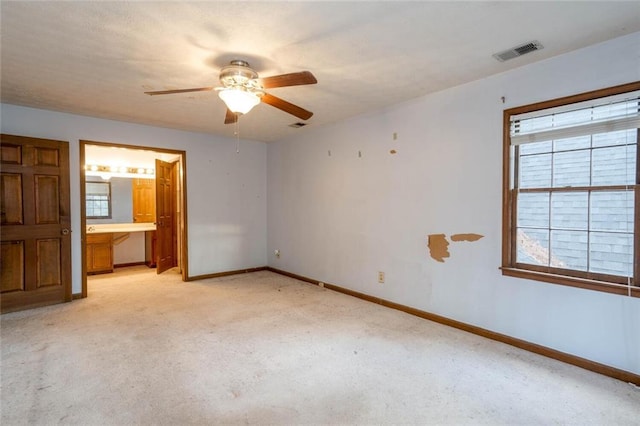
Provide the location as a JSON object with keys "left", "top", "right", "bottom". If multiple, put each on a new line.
{"left": 218, "top": 89, "right": 260, "bottom": 114}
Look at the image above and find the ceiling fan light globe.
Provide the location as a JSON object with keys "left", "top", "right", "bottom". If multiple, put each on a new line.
{"left": 219, "top": 89, "right": 260, "bottom": 114}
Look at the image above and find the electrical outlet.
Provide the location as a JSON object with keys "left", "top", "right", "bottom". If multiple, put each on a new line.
{"left": 378, "top": 271, "right": 385, "bottom": 284}
{"left": 274, "top": 249, "right": 280, "bottom": 259}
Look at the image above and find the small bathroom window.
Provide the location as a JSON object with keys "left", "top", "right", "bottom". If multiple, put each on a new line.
{"left": 86, "top": 181, "right": 112, "bottom": 219}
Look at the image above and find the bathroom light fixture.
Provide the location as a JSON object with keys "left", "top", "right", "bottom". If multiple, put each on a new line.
{"left": 218, "top": 88, "right": 261, "bottom": 114}
{"left": 85, "top": 164, "right": 155, "bottom": 179}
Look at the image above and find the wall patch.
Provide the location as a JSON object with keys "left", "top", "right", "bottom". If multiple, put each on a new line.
{"left": 428, "top": 233, "right": 484, "bottom": 262}
{"left": 450, "top": 233, "right": 484, "bottom": 242}
{"left": 427, "top": 234, "right": 450, "bottom": 263}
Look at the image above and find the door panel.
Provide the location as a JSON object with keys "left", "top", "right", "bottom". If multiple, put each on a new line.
{"left": 35, "top": 147, "right": 59, "bottom": 166}
{"left": 35, "top": 175, "right": 60, "bottom": 224}
{"left": 1, "top": 173, "right": 23, "bottom": 224}
{"left": 1, "top": 241, "right": 24, "bottom": 292}
{"left": 0, "top": 134, "right": 71, "bottom": 313}
{"left": 1, "top": 144, "right": 22, "bottom": 164}
{"left": 36, "top": 239, "right": 61, "bottom": 287}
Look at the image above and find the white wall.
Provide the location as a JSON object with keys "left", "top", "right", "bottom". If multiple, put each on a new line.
{"left": 111, "top": 233, "right": 145, "bottom": 265}
{"left": 267, "top": 32, "right": 640, "bottom": 374}
{"left": 0, "top": 106, "right": 268, "bottom": 290}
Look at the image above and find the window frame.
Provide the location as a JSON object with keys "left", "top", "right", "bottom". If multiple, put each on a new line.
{"left": 502, "top": 81, "right": 640, "bottom": 298}
{"left": 85, "top": 181, "right": 112, "bottom": 220}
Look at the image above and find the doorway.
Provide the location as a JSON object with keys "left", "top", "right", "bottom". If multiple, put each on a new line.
{"left": 79, "top": 140, "right": 188, "bottom": 297}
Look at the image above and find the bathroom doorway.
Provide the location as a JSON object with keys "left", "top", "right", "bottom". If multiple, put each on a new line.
{"left": 79, "top": 140, "right": 187, "bottom": 297}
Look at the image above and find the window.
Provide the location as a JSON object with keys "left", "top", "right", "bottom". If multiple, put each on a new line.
{"left": 86, "top": 181, "right": 112, "bottom": 219}
{"left": 502, "top": 82, "right": 639, "bottom": 297}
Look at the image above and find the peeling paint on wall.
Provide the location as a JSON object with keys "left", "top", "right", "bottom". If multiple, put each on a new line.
{"left": 427, "top": 233, "right": 484, "bottom": 262}
{"left": 427, "top": 234, "right": 450, "bottom": 263}
{"left": 450, "top": 233, "right": 484, "bottom": 242}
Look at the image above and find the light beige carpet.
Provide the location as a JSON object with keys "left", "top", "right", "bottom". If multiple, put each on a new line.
{"left": 2, "top": 266, "right": 639, "bottom": 425}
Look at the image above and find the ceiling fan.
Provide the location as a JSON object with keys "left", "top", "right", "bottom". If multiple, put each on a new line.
{"left": 144, "top": 60, "right": 317, "bottom": 124}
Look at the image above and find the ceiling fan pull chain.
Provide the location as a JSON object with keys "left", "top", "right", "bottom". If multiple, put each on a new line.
{"left": 235, "top": 118, "right": 240, "bottom": 153}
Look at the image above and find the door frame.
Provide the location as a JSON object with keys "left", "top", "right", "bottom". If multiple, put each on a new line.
{"left": 79, "top": 140, "right": 188, "bottom": 298}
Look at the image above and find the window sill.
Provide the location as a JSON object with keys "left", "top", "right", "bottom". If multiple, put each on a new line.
{"left": 500, "top": 267, "right": 639, "bottom": 298}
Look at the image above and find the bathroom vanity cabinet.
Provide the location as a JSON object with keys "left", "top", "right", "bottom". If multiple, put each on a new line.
{"left": 86, "top": 233, "right": 113, "bottom": 274}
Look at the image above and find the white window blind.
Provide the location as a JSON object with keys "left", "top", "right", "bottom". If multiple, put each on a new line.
{"left": 510, "top": 90, "right": 640, "bottom": 145}
{"left": 86, "top": 182, "right": 110, "bottom": 195}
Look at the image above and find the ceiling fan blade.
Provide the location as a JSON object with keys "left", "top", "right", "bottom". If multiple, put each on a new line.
{"left": 224, "top": 109, "right": 239, "bottom": 125}
{"left": 144, "top": 87, "right": 214, "bottom": 96}
{"left": 261, "top": 93, "right": 313, "bottom": 120}
{"left": 259, "top": 71, "right": 317, "bottom": 89}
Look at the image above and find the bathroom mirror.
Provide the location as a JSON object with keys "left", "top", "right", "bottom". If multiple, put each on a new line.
{"left": 86, "top": 177, "right": 150, "bottom": 224}
{"left": 86, "top": 181, "right": 112, "bottom": 219}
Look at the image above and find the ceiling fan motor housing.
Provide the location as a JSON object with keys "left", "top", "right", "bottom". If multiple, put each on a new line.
{"left": 219, "top": 60, "right": 261, "bottom": 92}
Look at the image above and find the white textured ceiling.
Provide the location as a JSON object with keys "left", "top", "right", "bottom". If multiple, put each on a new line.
{"left": 2, "top": 1, "right": 639, "bottom": 143}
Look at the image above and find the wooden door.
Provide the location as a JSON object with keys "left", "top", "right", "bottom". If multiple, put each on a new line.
{"left": 1, "top": 134, "right": 71, "bottom": 313}
{"left": 155, "top": 159, "right": 176, "bottom": 274}
{"left": 132, "top": 178, "right": 156, "bottom": 223}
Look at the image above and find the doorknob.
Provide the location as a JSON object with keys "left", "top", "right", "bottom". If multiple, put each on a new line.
{"left": 61, "top": 228, "right": 70, "bottom": 235}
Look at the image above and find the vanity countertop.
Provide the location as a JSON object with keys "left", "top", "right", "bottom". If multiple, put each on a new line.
{"left": 86, "top": 223, "right": 156, "bottom": 233}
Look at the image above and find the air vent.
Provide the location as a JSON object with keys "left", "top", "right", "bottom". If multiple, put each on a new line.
{"left": 493, "top": 40, "right": 543, "bottom": 62}
{"left": 289, "top": 122, "right": 307, "bottom": 128}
